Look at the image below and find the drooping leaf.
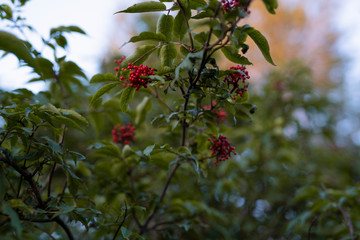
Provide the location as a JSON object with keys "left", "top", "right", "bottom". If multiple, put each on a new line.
{"left": 90, "top": 82, "right": 119, "bottom": 106}
{"left": 129, "top": 31, "right": 166, "bottom": 43}
{"left": 157, "top": 14, "right": 174, "bottom": 41}
{"left": 90, "top": 73, "right": 119, "bottom": 84}
{"left": 115, "top": 1, "right": 166, "bottom": 14}
{"left": 120, "top": 87, "right": 136, "bottom": 112}
{"left": 0, "top": 31, "right": 37, "bottom": 69}
{"left": 243, "top": 27, "right": 275, "bottom": 65}
{"left": 221, "top": 46, "right": 252, "bottom": 65}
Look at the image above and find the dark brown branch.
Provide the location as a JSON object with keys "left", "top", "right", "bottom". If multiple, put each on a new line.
{"left": 139, "top": 163, "right": 180, "bottom": 235}
{"left": 307, "top": 215, "right": 318, "bottom": 240}
{"left": 113, "top": 201, "right": 128, "bottom": 240}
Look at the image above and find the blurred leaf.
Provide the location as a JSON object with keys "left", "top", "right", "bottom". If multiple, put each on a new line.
{"left": 0, "top": 31, "right": 37, "bottom": 69}
{"left": 262, "top": 0, "right": 278, "bottom": 14}
{"left": 60, "top": 109, "right": 89, "bottom": 126}
{"left": 129, "top": 31, "right": 166, "bottom": 43}
{"left": 115, "top": 2, "right": 166, "bottom": 14}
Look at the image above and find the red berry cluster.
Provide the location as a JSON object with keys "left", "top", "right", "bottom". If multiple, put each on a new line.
{"left": 208, "top": 135, "right": 236, "bottom": 166}
{"left": 112, "top": 123, "right": 135, "bottom": 145}
{"left": 114, "top": 56, "right": 126, "bottom": 75}
{"left": 204, "top": 101, "right": 228, "bottom": 123}
{"left": 221, "top": 0, "right": 240, "bottom": 11}
{"left": 223, "top": 65, "right": 250, "bottom": 100}
{"left": 120, "top": 63, "right": 155, "bottom": 91}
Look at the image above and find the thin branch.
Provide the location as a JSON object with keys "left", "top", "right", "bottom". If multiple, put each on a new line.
{"left": 148, "top": 86, "right": 176, "bottom": 113}
{"left": 113, "top": 201, "right": 128, "bottom": 240}
{"left": 139, "top": 162, "right": 180, "bottom": 235}
{"left": 307, "top": 215, "right": 318, "bottom": 240}
{"left": 176, "top": 0, "right": 194, "bottom": 51}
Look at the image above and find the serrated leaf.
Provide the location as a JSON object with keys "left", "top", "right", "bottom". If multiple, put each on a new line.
{"left": 129, "top": 31, "right": 166, "bottom": 43}
{"left": 120, "top": 87, "right": 135, "bottom": 112}
{"left": 243, "top": 27, "right": 275, "bottom": 65}
{"left": 160, "top": 44, "right": 177, "bottom": 68}
{"left": 90, "top": 73, "right": 119, "bottom": 84}
{"left": 157, "top": 14, "right": 174, "bottom": 42}
{"left": 0, "top": 30, "right": 37, "bottom": 69}
{"left": 90, "top": 82, "right": 119, "bottom": 106}
{"left": 115, "top": 1, "right": 166, "bottom": 14}
{"left": 60, "top": 109, "right": 88, "bottom": 126}
{"left": 120, "top": 45, "right": 157, "bottom": 67}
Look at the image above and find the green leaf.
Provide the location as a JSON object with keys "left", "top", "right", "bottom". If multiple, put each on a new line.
{"left": 42, "top": 136, "right": 62, "bottom": 153}
{"left": 221, "top": 46, "right": 252, "bottom": 65}
{"left": 135, "top": 96, "right": 152, "bottom": 126}
{"left": 90, "top": 82, "right": 119, "bottom": 106}
{"left": 157, "top": 14, "right": 174, "bottom": 42}
{"left": 120, "top": 45, "right": 157, "bottom": 67}
{"left": 50, "top": 25, "right": 86, "bottom": 36}
{"left": 262, "top": 0, "right": 278, "bottom": 14}
{"left": 121, "top": 227, "right": 132, "bottom": 239}
{"left": 115, "top": 1, "right": 166, "bottom": 14}
{"left": 160, "top": 44, "right": 177, "bottom": 68}
{"left": 129, "top": 31, "right": 166, "bottom": 43}
{"left": 189, "top": 0, "right": 207, "bottom": 9}
{"left": 144, "top": 144, "right": 155, "bottom": 158}
{"left": 53, "top": 116, "right": 85, "bottom": 132}
{"left": 120, "top": 87, "right": 136, "bottom": 112}
{"left": 39, "top": 103, "right": 61, "bottom": 116}
{"left": 174, "top": 6, "right": 190, "bottom": 40}
{"left": 60, "top": 109, "right": 89, "bottom": 126}
{"left": 0, "top": 31, "right": 37, "bottom": 69}
{"left": 2, "top": 202, "right": 22, "bottom": 236}
{"left": 194, "top": 32, "right": 208, "bottom": 45}
{"left": 243, "top": 27, "right": 275, "bottom": 65}
{"left": 90, "top": 73, "right": 119, "bottom": 84}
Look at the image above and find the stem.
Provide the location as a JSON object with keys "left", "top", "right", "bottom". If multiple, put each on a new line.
{"left": 139, "top": 163, "right": 180, "bottom": 235}
{"left": 176, "top": 0, "right": 194, "bottom": 51}
{"left": 148, "top": 86, "right": 176, "bottom": 113}
{"left": 113, "top": 201, "right": 128, "bottom": 240}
